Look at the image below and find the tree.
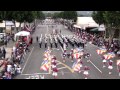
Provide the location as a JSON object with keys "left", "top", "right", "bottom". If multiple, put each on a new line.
{"left": 92, "top": 11, "right": 120, "bottom": 43}
{"left": 92, "top": 11, "right": 106, "bottom": 25}
{"left": 62, "top": 11, "right": 77, "bottom": 21}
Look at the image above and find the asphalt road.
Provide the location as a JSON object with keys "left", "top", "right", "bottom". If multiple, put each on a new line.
{"left": 15, "top": 21, "right": 120, "bottom": 79}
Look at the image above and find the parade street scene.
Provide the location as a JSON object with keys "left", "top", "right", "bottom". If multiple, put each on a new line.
{"left": 0, "top": 11, "right": 120, "bottom": 79}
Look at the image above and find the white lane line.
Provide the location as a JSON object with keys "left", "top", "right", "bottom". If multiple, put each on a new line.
{"left": 89, "top": 60, "right": 102, "bottom": 73}
{"left": 58, "top": 67, "right": 67, "bottom": 70}
{"left": 21, "top": 47, "right": 34, "bottom": 74}
{"left": 21, "top": 73, "right": 50, "bottom": 76}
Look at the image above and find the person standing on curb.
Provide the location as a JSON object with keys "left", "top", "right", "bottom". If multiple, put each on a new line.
{"left": 4, "top": 39, "right": 7, "bottom": 47}
{"left": 36, "top": 36, "right": 38, "bottom": 43}
{"left": 2, "top": 47, "right": 6, "bottom": 59}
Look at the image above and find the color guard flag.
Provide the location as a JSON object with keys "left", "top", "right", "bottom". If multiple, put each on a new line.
{"left": 96, "top": 50, "right": 103, "bottom": 54}
{"left": 100, "top": 48, "right": 107, "bottom": 53}
{"left": 40, "top": 60, "right": 50, "bottom": 71}
{"left": 103, "top": 54, "right": 111, "bottom": 60}
{"left": 72, "top": 62, "right": 81, "bottom": 72}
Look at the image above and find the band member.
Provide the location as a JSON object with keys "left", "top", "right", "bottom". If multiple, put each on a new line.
{"left": 84, "top": 52, "right": 91, "bottom": 62}
{"left": 45, "top": 38, "right": 47, "bottom": 48}
{"left": 55, "top": 41, "right": 58, "bottom": 48}
{"left": 39, "top": 37, "right": 42, "bottom": 48}
{"left": 63, "top": 43, "right": 67, "bottom": 51}
{"left": 83, "top": 66, "right": 90, "bottom": 79}
{"left": 50, "top": 38, "right": 53, "bottom": 48}
{"left": 108, "top": 60, "right": 113, "bottom": 75}
{"left": 77, "top": 57, "right": 83, "bottom": 73}
{"left": 102, "top": 56, "right": 107, "bottom": 68}
{"left": 51, "top": 56, "right": 58, "bottom": 79}
{"left": 62, "top": 50, "right": 67, "bottom": 62}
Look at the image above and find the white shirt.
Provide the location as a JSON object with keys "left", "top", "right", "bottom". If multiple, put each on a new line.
{"left": 13, "top": 46, "right": 16, "bottom": 52}
{"left": 16, "top": 67, "right": 21, "bottom": 73}
{"left": 7, "top": 65, "right": 12, "bottom": 72}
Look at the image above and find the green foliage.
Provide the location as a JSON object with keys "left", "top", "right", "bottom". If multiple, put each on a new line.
{"left": 0, "top": 11, "right": 45, "bottom": 23}
{"left": 53, "top": 11, "right": 77, "bottom": 21}
{"left": 92, "top": 11, "right": 120, "bottom": 40}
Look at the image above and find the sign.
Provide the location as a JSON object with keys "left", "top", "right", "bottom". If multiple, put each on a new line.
{"left": 6, "top": 26, "right": 11, "bottom": 30}
{"left": 6, "top": 21, "right": 14, "bottom": 26}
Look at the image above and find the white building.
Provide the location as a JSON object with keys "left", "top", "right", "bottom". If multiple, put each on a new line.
{"left": 0, "top": 21, "right": 24, "bottom": 33}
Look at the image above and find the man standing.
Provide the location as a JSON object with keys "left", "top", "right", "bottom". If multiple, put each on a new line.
{"left": 2, "top": 47, "right": 6, "bottom": 59}
{"left": 36, "top": 36, "right": 38, "bottom": 43}
{"left": 4, "top": 39, "right": 7, "bottom": 47}
{"left": 54, "top": 37, "right": 58, "bottom": 48}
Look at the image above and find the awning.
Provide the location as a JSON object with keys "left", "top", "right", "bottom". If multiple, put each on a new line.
{"left": 90, "top": 28, "right": 98, "bottom": 31}
{"left": 90, "top": 27, "right": 105, "bottom": 31}
{"left": 73, "top": 24, "right": 81, "bottom": 29}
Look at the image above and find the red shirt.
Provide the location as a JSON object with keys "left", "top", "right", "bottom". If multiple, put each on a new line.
{"left": 53, "top": 68, "right": 58, "bottom": 72}
{"left": 24, "top": 37, "right": 27, "bottom": 42}
{"left": 84, "top": 67, "right": 89, "bottom": 70}
{"left": 16, "top": 42, "right": 19, "bottom": 47}
{"left": 109, "top": 62, "right": 113, "bottom": 66}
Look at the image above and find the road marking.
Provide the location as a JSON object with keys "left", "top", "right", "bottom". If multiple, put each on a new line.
{"left": 57, "top": 60, "right": 74, "bottom": 73}
{"left": 61, "top": 71, "right": 64, "bottom": 75}
{"left": 56, "top": 63, "right": 61, "bottom": 65}
{"left": 89, "top": 60, "right": 102, "bottom": 73}
{"left": 21, "top": 47, "right": 34, "bottom": 74}
{"left": 21, "top": 73, "right": 50, "bottom": 76}
{"left": 58, "top": 67, "right": 67, "bottom": 70}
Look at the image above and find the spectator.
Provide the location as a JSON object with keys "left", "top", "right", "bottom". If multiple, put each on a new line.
{"left": 4, "top": 40, "right": 7, "bottom": 47}
{"left": 2, "top": 47, "right": 6, "bottom": 59}
{"left": 36, "top": 36, "right": 38, "bottom": 43}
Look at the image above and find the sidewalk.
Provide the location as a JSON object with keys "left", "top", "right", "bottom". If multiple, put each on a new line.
{"left": 0, "top": 40, "right": 15, "bottom": 59}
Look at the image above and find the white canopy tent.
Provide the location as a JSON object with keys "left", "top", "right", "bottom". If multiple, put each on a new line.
{"left": 14, "top": 31, "right": 30, "bottom": 41}
{"left": 73, "top": 24, "right": 81, "bottom": 29}
{"left": 76, "top": 17, "right": 99, "bottom": 29}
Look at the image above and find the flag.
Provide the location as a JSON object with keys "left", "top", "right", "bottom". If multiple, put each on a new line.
{"left": 103, "top": 54, "right": 111, "bottom": 60}
{"left": 100, "top": 48, "right": 107, "bottom": 53}
{"left": 40, "top": 60, "right": 50, "bottom": 71}
{"left": 72, "top": 62, "right": 81, "bottom": 72}
{"left": 96, "top": 50, "right": 103, "bottom": 54}
{"left": 103, "top": 53, "right": 115, "bottom": 60}
{"left": 44, "top": 51, "right": 50, "bottom": 58}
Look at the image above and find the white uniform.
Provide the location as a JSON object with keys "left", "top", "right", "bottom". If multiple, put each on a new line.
{"left": 7, "top": 65, "right": 12, "bottom": 73}
{"left": 103, "top": 59, "right": 107, "bottom": 63}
